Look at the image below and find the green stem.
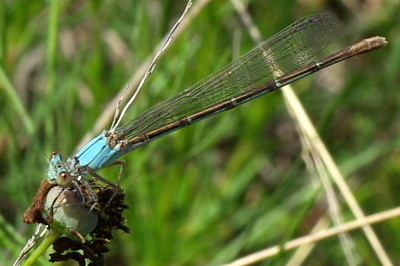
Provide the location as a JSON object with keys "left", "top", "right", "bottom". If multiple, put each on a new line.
{"left": 46, "top": 0, "right": 59, "bottom": 96}
{"left": 0, "top": 65, "right": 35, "bottom": 136}
{"left": 22, "top": 230, "right": 62, "bottom": 266}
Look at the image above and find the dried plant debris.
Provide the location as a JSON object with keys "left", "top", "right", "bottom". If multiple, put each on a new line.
{"left": 23, "top": 180, "right": 129, "bottom": 265}
{"left": 23, "top": 180, "right": 55, "bottom": 225}
{"left": 50, "top": 237, "right": 108, "bottom": 266}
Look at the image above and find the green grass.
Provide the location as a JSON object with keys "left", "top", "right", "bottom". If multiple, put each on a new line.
{"left": 1, "top": 0, "right": 400, "bottom": 265}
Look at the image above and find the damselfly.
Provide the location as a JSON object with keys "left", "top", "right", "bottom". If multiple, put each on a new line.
{"left": 46, "top": 13, "right": 386, "bottom": 196}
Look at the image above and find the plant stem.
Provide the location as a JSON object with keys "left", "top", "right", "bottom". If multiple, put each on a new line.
{"left": 22, "top": 230, "right": 61, "bottom": 266}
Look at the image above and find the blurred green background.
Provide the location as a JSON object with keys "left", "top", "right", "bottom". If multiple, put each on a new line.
{"left": 1, "top": 0, "right": 399, "bottom": 265}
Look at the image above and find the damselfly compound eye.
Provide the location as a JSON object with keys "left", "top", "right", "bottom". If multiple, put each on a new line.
{"left": 57, "top": 171, "right": 73, "bottom": 187}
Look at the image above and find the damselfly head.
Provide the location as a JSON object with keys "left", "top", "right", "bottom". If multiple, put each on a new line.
{"left": 48, "top": 151, "right": 62, "bottom": 160}
{"left": 47, "top": 152, "right": 72, "bottom": 186}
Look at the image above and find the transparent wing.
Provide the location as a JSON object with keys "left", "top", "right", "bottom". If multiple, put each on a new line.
{"left": 116, "top": 13, "right": 340, "bottom": 139}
